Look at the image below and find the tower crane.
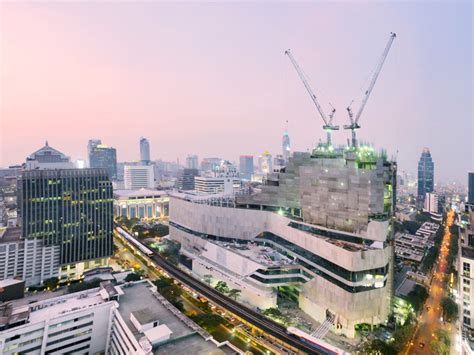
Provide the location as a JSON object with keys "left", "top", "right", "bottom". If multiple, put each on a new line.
{"left": 344, "top": 32, "right": 396, "bottom": 147}
{"left": 285, "top": 49, "right": 339, "bottom": 146}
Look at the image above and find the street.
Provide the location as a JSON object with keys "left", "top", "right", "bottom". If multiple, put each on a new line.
{"left": 406, "top": 210, "right": 456, "bottom": 355}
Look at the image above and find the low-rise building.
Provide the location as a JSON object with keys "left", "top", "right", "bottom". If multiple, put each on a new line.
{"left": 0, "top": 280, "right": 235, "bottom": 355}
{"left": 114, "top": 189, "right": 169, "bottom": 220}
{"left": 394, "top": 232, "right": 428, "bottom": 263}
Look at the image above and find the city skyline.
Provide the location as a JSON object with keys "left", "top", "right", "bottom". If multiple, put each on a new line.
{"left": 1, "top": 1, "right": 472, "bottom": 183}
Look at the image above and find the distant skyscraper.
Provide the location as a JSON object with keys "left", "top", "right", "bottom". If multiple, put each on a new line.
{"left": 201, "top": 158, "right": 221, "bottom": 172}
{"left": 417, "top": 148, "right": 434, "bottom": 208}
{"left": 88, "top": 140, "right": 117, "bottom": 180}
{"left": 19, "top": 168, "right": 113, "bottom": 266}
{"left": 87, "top": 139, "right": 102, "bottom": 157}
{"left": 239, "top": 155, "right": 254, "bottom": 180}
{"left": 176, "top": 168, "right": 199, "bottom": 190}
{"left": 258, "top": 152, "right": 272, "bottom": 174}
{"left": 124, "top": 165, "right": 154, "bottom": 190}
{"left": 469, "top": 172, "right": 474, "bottom": 204}
{"left": 282, "top": 124, "right": 291, "bottom": 163}
{"left": 186, "top": 155, "right": 199, "bottom": 169}
{"left": 140, "top": 137, "right": 150, "bottom": 165}
{"left": 25, "top": 142, "right": 74, "bottom": 170}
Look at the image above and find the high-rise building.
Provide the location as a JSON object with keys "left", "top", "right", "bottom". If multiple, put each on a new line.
{"left": 170, "top": 144, "right": 396, "bottom": 338}
{"left": 469, "top": 172, "right": 474, "bottom": 204}
{"left": 459, "top": 201, "right": 474, "bottom": 353}
{"left": 87, "top": 139, "right": 102, "bottom": 157}
{"left": 273, "top": 154, "right": 285, "bottom": 169}
{"left": 124, "top": 165, "right": 154, "bottom": 190}
{"left": 417, "top": 148, "right": 434, "bottom": 208}
{"left": 25, "top": 142, "right": 74, "bottom": 170}
{"left": 140, "top": 137, "right": 151, "bottom": 165}
{"left": 201, "top": 158, "right": 221, "bottom": 173}
{"left": 88, "top": 141, "right": 117, "bottom": 180}
{"left": 258, "top": 152, "right": 272, "bottom": 174}
{"left": 186, "top": 155, "right": 199, "bottom": 169}
{"left": 239, "top": 155, "right": 254, "bottom": 180}
{"left": 282, "top": 128, "right": 291, "bottom": 163}
{"left": 19, "top": 168, "right": 113, "bottom": 269}
{"left": 176, "top": 168, "right": 199, "bottom": 191}
{"left": 424, "top": 192, "right": 439, "bottom": 214}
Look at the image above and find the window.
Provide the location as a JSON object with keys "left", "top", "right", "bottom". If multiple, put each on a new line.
{"left": 464, "top": 316, "right": 471, "bottom": 326}
{"left": 464, "top": 279, "right": 471, "bottom": 285}
{"left": 464, "top": 286, "right": 470, "bottom": 293}
{"left": 464, "top": 262, "right": 471, "bottom": 277}
{"left": 464, "top": 310, "right": 471, "bottom": 316}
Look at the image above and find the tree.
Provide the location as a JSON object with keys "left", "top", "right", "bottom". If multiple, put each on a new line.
{"left": 153, "top": 276, "right": 182, "bottom": 304}
{"left": 406, "top": 284, "right": 429, "bottom": 313}
{"left": 214, "top": 281, "right": 230, "bottom": 294}
{"left": 227, "top": 288, "right": 241, "bottom": 300}
{"left": 68, "top": 278, "right": 102, "bottom": 293}
{"left": 43, "top": 277, "right": 59, "bottom": 290}
{"left": 441, "top": 297, "right": 458, "bottom": 322}
{"left": 191, "top": 313, "right": 223, "bottom": 332}
{"left": 124, "top": 272, "right": 142, "bottom": 282}
{"left": 430, "top": 329, "right": 451, "bottom": 355}
{"left": 363, "top": 339, "right": 397, "bottom": 355}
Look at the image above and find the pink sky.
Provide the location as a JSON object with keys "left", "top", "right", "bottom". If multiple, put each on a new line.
{"left": 1, "top": 2, "right": 472, "bottom": 183}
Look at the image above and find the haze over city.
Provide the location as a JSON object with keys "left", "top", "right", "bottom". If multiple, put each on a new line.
{"left": 1, "top": 1, "right": 472, "bottom": 183}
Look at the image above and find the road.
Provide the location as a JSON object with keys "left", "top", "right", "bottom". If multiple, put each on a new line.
{"left": 113, "top": 227, "right": 330, "bottom": 354}
{"left": 406, "top": 210, "right": 456, "bottom": 355}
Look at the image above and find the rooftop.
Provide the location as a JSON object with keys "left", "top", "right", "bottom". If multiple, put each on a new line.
{"left": 114, "top": 189, "right": 168, "bottom": 199}
{"left": 214, "top": 240, "right": 295, "bottom": 267}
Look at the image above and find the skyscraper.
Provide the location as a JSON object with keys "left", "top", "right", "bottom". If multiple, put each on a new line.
{"left": 176, "top": 168, "right": 199, "bottom": 190}
{"left": 417, "top": 148, "right": 434, "bottom": 208}
{"left": 258, "top": 152, "right": 272, "bottom": 174}
{"left": 186, "top": 155, "right": 199, "bottom": 169}
{"left": 19, "top": 168, "right": 113, "bottom": 266}
{"left": 88, "top": 140, "right": 117, "bottom": 180}
{"left": 469, "top": 172, "right": 474, "bottom": 204}
{"left": 140, "top": 137, "right": 151, "bottom": 165}
{"left": 239, "top": 155, "right": 254, "bottom": 180}
{"left": 282, "top": 128, "right": 291, "bottom": 163}
{"left": 87, "top": 139, "right": 102, "bottom": 157}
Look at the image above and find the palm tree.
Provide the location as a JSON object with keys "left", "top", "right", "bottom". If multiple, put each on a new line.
{"left": 227, "top": 288, "right": 241, "bottom": 300}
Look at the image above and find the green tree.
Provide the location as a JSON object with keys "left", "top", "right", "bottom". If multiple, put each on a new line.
{"left": 153, "top": 276, "right": 182, "bottom": 304}
{"left": 214, "top": 281, "right": 230, "bottom": 294}
{"left": 406, "top": 284, "right": 429, "bottom": 313}
{"left": 191, "top": 313, "right": 223, "bottom": 332}
{"left": 441, "top": 297, "right": 458, "bottom": 322}
{"left": 68, "top": 278, "right": 102, "bottom": 293}
{"left": 124, "top": 272, "right": 142, "bottom": 282}
{"left": 363, "top": 339, "right": 397, "bottom": 355}
{"left": 43, "top": 277, "right": 59, "bottom": 290}
{"left": 227, "top": 288, "right": 241, "bottom": 300}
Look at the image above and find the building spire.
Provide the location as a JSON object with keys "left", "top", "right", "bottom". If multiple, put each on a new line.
{"left": 45, "top": 140, "right": 49, "bottom": 147}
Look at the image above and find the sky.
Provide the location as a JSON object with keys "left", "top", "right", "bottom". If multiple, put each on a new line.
{"left": 1, "top": 1, "right": 472, "bottom": 183}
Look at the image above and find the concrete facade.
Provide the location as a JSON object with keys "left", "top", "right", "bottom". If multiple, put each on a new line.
{"left": 170, "top": 147, "right": 396, "bottom": 338}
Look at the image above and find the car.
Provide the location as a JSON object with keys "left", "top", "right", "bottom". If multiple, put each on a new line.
{"left": 419, "top": 342, "right": 425, "bottom": 348}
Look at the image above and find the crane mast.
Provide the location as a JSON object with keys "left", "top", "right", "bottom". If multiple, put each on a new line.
{"left": 285, "top": 49, "right": 339, "bottom": 145}
{"left": 344, "top": 32, "right": 396, "bottom": 147}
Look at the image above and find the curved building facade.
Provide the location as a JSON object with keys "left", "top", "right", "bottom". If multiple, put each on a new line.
{"left": 170, "top": 146, "right": 396, "bottom": 338}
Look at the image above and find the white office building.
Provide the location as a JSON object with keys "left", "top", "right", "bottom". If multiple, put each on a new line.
{"left": 124, "top": 165, "right": 155, "bottom": 190}
{"left": 0, "top": 280, "right": 234, "bottom": 355}
{"left": 195, "top": 161, "right": 241, "bottom": 195}
{"left": 424, "top": 192, "right": 439, "bottom": 214}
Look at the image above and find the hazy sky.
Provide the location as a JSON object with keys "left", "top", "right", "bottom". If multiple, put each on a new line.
{"left": 1, "top": 1, "right": 472, "bottom": 183}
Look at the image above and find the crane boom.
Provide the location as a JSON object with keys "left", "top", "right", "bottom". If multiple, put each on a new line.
{"left": 344, "top": 32, "right": 396, "bottom": 146}
{"left": 354, "top": 32, "right": 396, "bottom": 125}
{"left": 285, "top": 49, "right": 339, "bottom": 145}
